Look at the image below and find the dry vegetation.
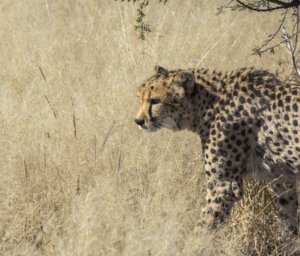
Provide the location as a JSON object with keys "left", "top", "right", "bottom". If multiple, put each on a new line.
{"left": 0, "top": 0, "right": 299, "bottom": 255}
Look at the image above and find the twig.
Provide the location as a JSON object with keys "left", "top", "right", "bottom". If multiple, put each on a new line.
{"left": 76, "top": 176, "right": 80, "bottom": 195}
{"left": 44, "top": 0, "right": 49, "bottom": 16}
{"left": 24, "top": 159, "right": 28, "bottom": 181}
{"left": 44, "top": 146, "right": 47, "bottom": 168}
{"left": 116, "top": 125, "right": 125, "bottom": 189}
{"left": 44, "top": 96, "right": 58, "bottom": 119}
{"left": 71, "top": 99, "right": 77, "bottom": 139}
{"left": 94, "top": 135, "right": 97, "bottom": 161}
{"left": 38, "top": 66, "right": 46, "bottom": 82}
{"left": 217, "top": 0, "right": 236, "bottom": 14}
{"left": 101, "top": 121, "right": 116, "bottom": 151}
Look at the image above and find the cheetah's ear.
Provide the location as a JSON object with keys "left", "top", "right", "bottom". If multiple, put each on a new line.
{"left": 155, "top": 65, "right": 168, "bottom": 75}
{"left": 179, "top": 72, "right": 195, "bottom": 90}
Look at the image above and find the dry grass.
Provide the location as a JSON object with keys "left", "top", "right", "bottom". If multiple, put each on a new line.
{"left": 0, "top": 0, "right": 299, "bottom": 255}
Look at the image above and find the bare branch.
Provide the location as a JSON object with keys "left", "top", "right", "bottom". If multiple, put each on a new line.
{"left": 253, "top": 30, "right": 300, "bottom": 55}
{"left": 282, "top": 26, "right": 300, "bottom": 77}
{"left": 217, "top": 0, "right": 236, "bottom": 14}
{"left": 258, "top": 9, "right": 288, "bottom": 50}
{"left": 236, "top": 0, "right": 300, "bottom": 12}
{"left": 292, "top": 6, "right": 299, "bottom": 55}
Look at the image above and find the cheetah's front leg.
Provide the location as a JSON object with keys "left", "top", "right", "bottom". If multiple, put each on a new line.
{"left": 198, "top": 137, "right": 245, "bottom": 228}
{"left": 199, "top": 169, "right": 244, "bottom": 228}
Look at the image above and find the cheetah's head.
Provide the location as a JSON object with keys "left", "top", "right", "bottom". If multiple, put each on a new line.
{"left": 135, "top": 65, "right": 195, "bottom": 132}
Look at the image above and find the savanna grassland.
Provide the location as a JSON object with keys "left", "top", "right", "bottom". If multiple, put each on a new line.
{"left": 0, "top": 0, "right": 299, "bottom": 255}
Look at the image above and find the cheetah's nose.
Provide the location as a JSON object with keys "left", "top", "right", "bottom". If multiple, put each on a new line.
{"left": 135, "top": 118, "right": 145, "bottom": 126}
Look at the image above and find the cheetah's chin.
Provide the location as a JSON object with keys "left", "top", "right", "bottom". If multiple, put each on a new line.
{"left": 138, "top": 125, "right": 160, "bottom": 133}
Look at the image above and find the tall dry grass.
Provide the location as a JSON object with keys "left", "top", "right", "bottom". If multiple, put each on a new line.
{"left": 0, "top": 0, "right": 299, "bottom": 255}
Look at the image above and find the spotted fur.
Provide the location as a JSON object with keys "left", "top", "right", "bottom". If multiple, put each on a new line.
{"left": 135, "top": 65, "right": 300, "bottom": 236}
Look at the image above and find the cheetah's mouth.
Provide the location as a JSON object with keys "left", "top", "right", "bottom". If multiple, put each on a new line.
{"left": 139, "top": 122, "right": 161, "bottom": 132}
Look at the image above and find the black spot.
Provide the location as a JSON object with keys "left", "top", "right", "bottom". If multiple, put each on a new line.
{"left": 270, "top": 93, "right": 276, "bottom": 100}
{"left": 225, "top": 123, "right": 231, "bottom": 129}
{"left": 208, "top": 182, "right": 214, "bottom": 190}
{"left": 250, "top": 107, "right": 256, "bottom": 114}
{"left": 278, "top": 198, "right": 288, "bottom": 205}
{"left": 241, "top": 87, "right": 247, "bottom": 93}
{"left": 239, "top": 96, "right": 246, "bottom": 104}
{"left": 213, "top": 211, "right": 220, "bottom": 218}
{"left": 284, "top": 114, "right": 289, "bottom": 121}
{"left": 232, "top": 167, "right": 239, "bottom": 174}
{"left": 228, "top": 114, "right": 234, "bottom": 121}
{"left": 226, "top": 160, "right": 232, "bottom": 167}
{"left": 260, "top": 98, "right": 267, "bottom": 106}
{"left": 205, "top": 171, "right": 211, "bottom": 177}
{"left": 217, "top": 141, "right": 224, "bottom": 147}
{"left": 263, "top": 89, "right": 269, "bottom": 96}
{"left": 241, "top": 129, "right": 246, "bottom": 136}
{"left": 242, "top": 110, "right": 249, "bottom": 116}
{"left": 283, "top": 139, "right": 289, "bottom": 145}
{"left": 233, "top": 123, "right": 240, "bottom": 130}
{"left": 235, "top": 153, "right": 241, "bottom": 161}
{"left": 293, "top": 120, "right": 298, "bottom": 126}
{"left": 293, "top": 103, "right": 298, "bottom": 112}
{"left": 254, "top": 90, "right": 262, "bottom": 97}
{"left": 274, "top": 142, "right": 280, "bottom": 147}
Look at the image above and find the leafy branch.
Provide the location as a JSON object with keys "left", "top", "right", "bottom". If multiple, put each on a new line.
{"left": 116, "top": 0, "right": 168, "bottom": 40}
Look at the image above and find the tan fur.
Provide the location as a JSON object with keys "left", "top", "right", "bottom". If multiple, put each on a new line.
{"left": 135, "top": 66, "right": 300, "bottom": 236}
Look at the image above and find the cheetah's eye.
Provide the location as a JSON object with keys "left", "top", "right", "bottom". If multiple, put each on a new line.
{"left": 150, "top": 98, "right": 160, "bottom": 105}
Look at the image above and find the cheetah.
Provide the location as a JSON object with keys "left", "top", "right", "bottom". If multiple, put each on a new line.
{"left": 135, "top": 65, "right": 300, "bottom": 236}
